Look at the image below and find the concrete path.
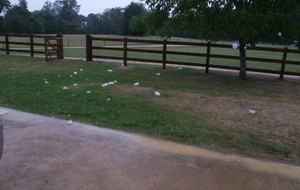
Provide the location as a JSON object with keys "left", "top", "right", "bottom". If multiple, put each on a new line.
{"left": 0, "top": 107, "right": 299, "bottom": 190}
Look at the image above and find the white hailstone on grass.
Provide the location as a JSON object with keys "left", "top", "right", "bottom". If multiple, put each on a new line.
{"left": 232, "top": 43, "right": 238, "bottom": 49}
{"left": 102, "top": 83, "right": 108, "bottom": 87}
{"left": 108, "top": 69, "right": 113, "bottom": 72}
{"left": 114, "top": 80, "right": 117, "bottom": 83}
{"left": 278, "top": 32, "right": 282, "bottom": 37}
{"left": 67, "top": 120, "right": 73, "bottom": 125}
{"left": 249, "top": 110, "right": 256, "bottom": 114}
{"left": 87, "top": 91, "right": 91, "bottom": 94}
{"left": 44, "top": 81, "right": 49, "bottom": 84}
{"left": 73, "top": 83, "right": 78, "bottom": 86}
{"left": 156, "top": 73, "right": 161, "bottom": 76}
{"left": 0, "top": 109, "right": 8, "bottom": 116}
{"left": 74, "top": 72, "right": 78, "bottom": 75}
{"left": 80, "top": 69, "right": 83, "bottom": 71}
{"left": 108, "top": 81, "right": 115, "bottom": 85}
{"left": 63, "top": 86, "right": 68, "bottom": 90}
{"left": 178, "top": 67, "right": 182, "bottom": 70}
{"left": 58, "top": 75, "right": 60, "bottom": 77}
{"left": 154, "top": 91, "right": 161, "bottom": 96}
{"left": 134, "top": 82, "right": 139, "bottom": 86}
{"left": 70, "top": 75, "right": 73, "bottom": 77}
{"left": 107, "top": 98, "right": 111, "bottom": 101}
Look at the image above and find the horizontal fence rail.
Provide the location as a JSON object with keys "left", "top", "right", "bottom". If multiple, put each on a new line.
{"left": 86, "top": 35, "right": 300, "bottom": 79}
{"left": 0, "top": 33, "right": 64, "bottom": 62}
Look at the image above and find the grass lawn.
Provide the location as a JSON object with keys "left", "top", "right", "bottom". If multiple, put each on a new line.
{"left": 0, "top": 55, "right": 300, "bottom": 163}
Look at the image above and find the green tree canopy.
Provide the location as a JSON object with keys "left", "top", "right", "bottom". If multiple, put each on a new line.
{"left": 144, "top": 0, "right": 300, "bottom": 79}
{"left": 129, "top": 12, "right": 151, "bottom": 36}
{"left": 54, "top": 0, "right": 81, "bottom": 33}
{"left": 120, "top": 2, "right": 147, "bottom": 36}
{"left": 0, "top": 0, "right": 10, "bottom": 14}
{"left": 4, "top": 5, "right": 44, "bottom": 33}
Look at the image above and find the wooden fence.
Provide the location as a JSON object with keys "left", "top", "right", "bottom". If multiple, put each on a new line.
{"left": 86, "top": 35, "right": 300, "bottom": 79}
{"left": 0, "top": 33, "right": 64, "bottom": 62}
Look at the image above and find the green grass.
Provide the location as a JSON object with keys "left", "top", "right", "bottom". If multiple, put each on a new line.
{"left": 1, "top": 55, "right": 300, "bottom": 162}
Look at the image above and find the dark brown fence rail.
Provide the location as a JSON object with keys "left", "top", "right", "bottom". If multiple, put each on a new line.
{"left": 86, "top": 35, "right": 300, "bottom": 79}
{"left": 0, "top": 33, "right": 64, "bottom": 62}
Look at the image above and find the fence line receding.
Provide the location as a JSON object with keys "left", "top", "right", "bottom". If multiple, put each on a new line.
{"left": 86, "top": 35, "right": 300, "bottom": 80}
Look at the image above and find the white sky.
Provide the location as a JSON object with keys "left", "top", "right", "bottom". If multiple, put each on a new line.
{"left": 9, "top": 0, "right": 144, "bottom": 16}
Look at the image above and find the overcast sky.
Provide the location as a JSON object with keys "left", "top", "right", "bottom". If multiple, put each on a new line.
{"left": 9, "top": 0, "right": 143, "bottom": 16}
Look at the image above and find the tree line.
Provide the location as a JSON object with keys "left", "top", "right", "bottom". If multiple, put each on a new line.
{"left": 0, "top": 0, "right": 152, "bottom": 35}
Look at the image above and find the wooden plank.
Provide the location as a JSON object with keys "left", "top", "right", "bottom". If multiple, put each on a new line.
{"left": 92, "top": 46, "right": 123, "bottom": 51}
{"left": 210, "top": 54, "right": 240, "bottom": 60}
{"left": 127, "top": 48, "right": 163, "bottom": 54}
{"left": 92, "top": 37, "right": 123, "bottom": 42}
{"left": 167, "top": 41, "right": 207, "bottom": 47}
{"left": 127, "top": 39, "right": 162, "bottom": 44}
{"left": 92, "top": 55, "right": 123, "bottom": 61}
{"left": 166, "top": 51, "right": 206, "bottom": 57}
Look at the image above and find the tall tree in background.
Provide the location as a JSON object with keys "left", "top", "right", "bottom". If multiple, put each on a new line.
{"left": 86, "top": 13, "right": 101, "bottom": 34}
{"left": 18, "top": 0, "right": 27, "bottom": 10}
{"left": 101, "top": 8, "right": 123, "bottom": 34}
{"left": 40, "top": 0, "right": 58, "bottom": 33}
{"left": 120, "top": 2, "right": 147, "bottom": 36}
{"left": 55, "top": 0, "right": 81, "bottom": 33}
{"left": 145, "top": 0, "right": 300, "bottom": 79}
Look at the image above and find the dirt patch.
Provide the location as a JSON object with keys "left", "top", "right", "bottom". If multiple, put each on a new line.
{"left": 116, "top": 65, "right": 134, "bottom": 70}
{"left": 154, "top": 91, "right": 300, "bottom": 154}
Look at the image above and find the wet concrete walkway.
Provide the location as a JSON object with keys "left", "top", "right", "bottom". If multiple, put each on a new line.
{"left": 0, "top": 107, "right": 299, "bottom": 190}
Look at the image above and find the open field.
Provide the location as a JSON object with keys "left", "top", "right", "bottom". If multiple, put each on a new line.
{"left": 0, "top": 55, "right": 299, "bottom": 163}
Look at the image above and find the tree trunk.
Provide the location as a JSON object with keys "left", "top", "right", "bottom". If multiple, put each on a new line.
{"left": 239, "top": 38, "right": 247, "bottom": 79}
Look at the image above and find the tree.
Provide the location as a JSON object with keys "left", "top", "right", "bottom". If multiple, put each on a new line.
{"left": 120, "top": 2, "right": 147, "bottom": 36}
{"left": 129, "top": 12, "right": 151, "bottom": 36}
{"left": 54, "top": 0, "right": 81, "bottom": 33}
{"left": 100, "top": 8, "right": 123, "bottom": 35}
{"left": 18, "top": 0, "right": 28, "bottom": 10}
{"left": 38, "top": 0, "right": 58, "bottom": 33}
{"left": 4, "top": 6, "right": 29, "bottom": 33}
{"left": 4, "top": 6, "right": 44, "bottom": 33}
{"left": 0, "top": 0, "right": 11, "bottom": 32}
{"left": 86, "top": 13, "right": 102, "bottom": 34}
{"left": 144, "top": 0, "right": 300, "bottom": 79}
{"left": 0, "top": 0, "right": 10, "bottom": 14}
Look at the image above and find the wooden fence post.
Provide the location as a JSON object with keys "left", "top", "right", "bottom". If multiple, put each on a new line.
{"left": 57, "top": 33, "right": 64, "bottom": 59}
{"left": 86, "top": 34, "right": 92, "bottom": 62}
{"left": 280, "top": 47, "right": 288, "bottom": 80}
{"left": 30, "top": 34, "right": 34, "bottom": 57}
{"left": 5, "top": 33, "right": 9, "bottom": 55}
{"left": 44, "top": 37, "right": 48, "bottom": 62}
{"left": 123, "top": 37, "right": 128, "bottom": 66}
{"left": 205, "top": 42, "right": 211, "bottom": 73}
{"left": 162, "top": 39, "right": 167, "bottom": 69}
